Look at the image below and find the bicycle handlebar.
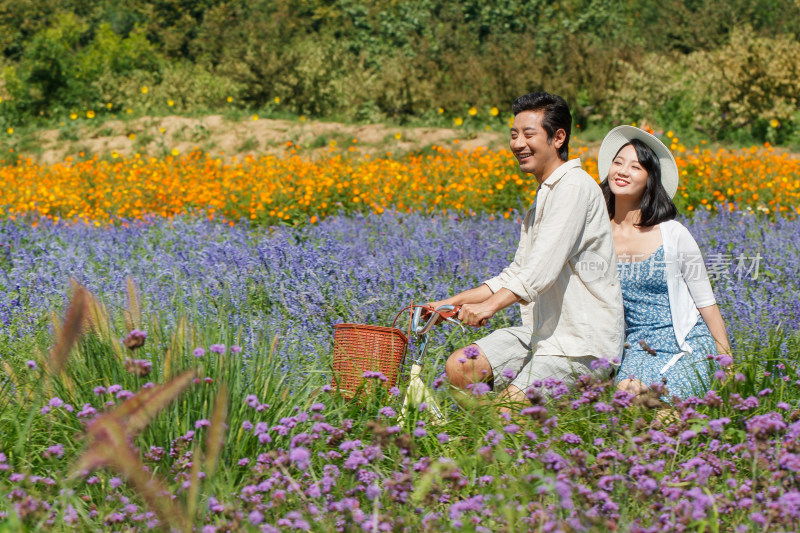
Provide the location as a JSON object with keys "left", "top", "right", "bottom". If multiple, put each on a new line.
{"left": 411, "top": 304, "right": 462, "bottom": 335}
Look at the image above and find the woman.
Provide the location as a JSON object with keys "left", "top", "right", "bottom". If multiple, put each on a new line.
{"left": 598, "top": 126, "right": 730, "bottom": 401}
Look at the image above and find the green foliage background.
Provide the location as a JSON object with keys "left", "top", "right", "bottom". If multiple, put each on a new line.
{"left": 1, "top": 0, "right": 799, "bottom": 143}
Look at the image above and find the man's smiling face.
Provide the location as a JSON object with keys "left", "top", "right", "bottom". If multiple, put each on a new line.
{"left": 509, "top": 110, "right": 563, "bottom": 182}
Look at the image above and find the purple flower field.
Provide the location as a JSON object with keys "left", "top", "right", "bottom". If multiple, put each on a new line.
{"left": 1, "top": 210, "right": 797, "bottom": 358}
{"left": 0, "top": 210, "right": 799, "bottom": 531}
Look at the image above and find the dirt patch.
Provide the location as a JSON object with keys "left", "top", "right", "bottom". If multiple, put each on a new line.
{"left": 32, "top": 115, "right": 510, "bottom": 163}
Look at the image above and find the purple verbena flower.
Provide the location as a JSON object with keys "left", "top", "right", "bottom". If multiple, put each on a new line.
{"left": 362, "top": 370, "right": 388, "bottom": 382}
{"left": 43, "top": 444, "right": 64, "bottom": 459}
{"left": 467, "top": 382, "right": 491, "bottom": 396}
{"left": 248, "top": 510, "right": 264, "bottom": 525}
{"left": 289, "top": 447, "right": 311, "bottom": 470}
{"left": 122, "top": 329, "right": 147, "bottom": 349}
{"left": 716, "top": 354, "right": 733, "bottom": 367}
{"left": 378, "top": 407, "right": 396, "bottom": 418}
{"left": 464, "top": 345, "right": 480, "bottom": 359}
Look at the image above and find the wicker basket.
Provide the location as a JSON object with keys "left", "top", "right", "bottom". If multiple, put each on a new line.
{"left": 332, "top": 323, "right": 408, "bottom": 399}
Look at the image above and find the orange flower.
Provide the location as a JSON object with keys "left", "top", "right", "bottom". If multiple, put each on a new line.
{"left": 0, "top": 141, "right": 795, "bottom": 226}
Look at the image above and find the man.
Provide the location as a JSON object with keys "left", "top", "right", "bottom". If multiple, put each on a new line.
{"left": 429, "top": 91, "right": 624, "bottom": 407}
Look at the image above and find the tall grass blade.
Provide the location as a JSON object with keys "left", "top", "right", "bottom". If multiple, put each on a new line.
{"left": 204, "top": 383, "right": 229, "bottom": 478}
{"left": 114, "top": 369, "right": 196, "bottom": 436}
{"left": 48, "top": 283, "right": 88, "bottom": 376}
{"left": 71, "top": 414, "right": 189, "bottom": 530}
{"left": 124, "top": 276, "right": 141, "bottom": 332}
{"left": 70, "top": 369, "right": 197, "bottom": 529}
{"left": 1, "top": 362, "right": 21, "bottom": 402}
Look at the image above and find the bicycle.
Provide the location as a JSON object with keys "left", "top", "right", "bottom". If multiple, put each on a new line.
{"left": 398, "top": 304, "right": 463, "bottom": 424}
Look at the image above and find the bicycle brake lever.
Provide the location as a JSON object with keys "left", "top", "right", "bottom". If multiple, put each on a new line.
{"left": 413, "top": 304, "right": 463, "bottom": 335}
{"left": 442, "top": 315, "right": 466, "bottom": 333}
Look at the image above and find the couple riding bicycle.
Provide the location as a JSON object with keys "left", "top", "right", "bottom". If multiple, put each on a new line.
{"left": 420, "top": 91, "right": 729, "bottom": 412}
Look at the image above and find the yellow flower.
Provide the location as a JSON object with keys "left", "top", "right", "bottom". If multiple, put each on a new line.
{"left": 252, "top": 114, "right": 259, "bottom": 121}
{"left": 6, "top": 128, "right": 13, "bottom": 135}
{"left": 167, "top": 99, "right": 174, "bottom": 107}
{"left": 128, "top": 133, "right": 136, "bottom": 141}
{"left": 666, "top": 130, "right": 674, "bottom": 138}
{"left": 490, "top": 106, "right": 499, "bottom": 117}
{"left": 141, "top": 86, "right": 149, "bottom": 94}
{"left": 86, "top": 110, "right": 95, "bottom": 119}
{"left": 274, "top": 97, "right": 280, "bottom": 104}
{"left": 111, "top": 151, "right": 119, "bottom": 159}
{"left": 508, "top": 116, "right": 514, "bottom": 127}
{"left": 453, "top": 117, "right": 463, "bottom": 126}
{"left": 126, "top": 109, "right": 133, "bottom": 114}
{"left": 106, "top": 102, "right": 112, "bottom": 109}
{"left": 226, "top": 96, "right": 233, "bottom": 103}
{"left": 394, "top": 132, "right": 402, "bottom": 140}
{"left": 171, "top": 148, "right": 179, "bottom": 156}
{"left": 70, "top": 113, "right": 78, "bottom": 120}
{"left": 468, "top": 107, "right": 477, "bottom": 116}
{"left": 159, "top": 127, "right": 165, "bottom": 133}
{"left": 438, "top": 107, "right": 444, "bottom": 114}
{"left": 299, "top": 115, "right": 307, "bottom": 122}
{"left": 770, "top": 119, "right": 780, "bottom": 128}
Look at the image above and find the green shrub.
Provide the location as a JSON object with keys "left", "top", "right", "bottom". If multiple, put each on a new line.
{"left": 2, "top": 0, "right": 800, "bottom": 145}
{"left": 608, "top": 27, "right": 800, "bottom": 143}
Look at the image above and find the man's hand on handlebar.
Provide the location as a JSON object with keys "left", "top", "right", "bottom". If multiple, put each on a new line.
{"left": 425, "top": 299, "right": 496, "bottom": 329}
{"left": 457, "top": 302, "right": 495, "bottom": 328}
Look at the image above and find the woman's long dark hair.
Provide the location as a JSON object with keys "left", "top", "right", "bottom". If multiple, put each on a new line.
{"left": 600, "top": 138, "right": 677, "bottom": 227}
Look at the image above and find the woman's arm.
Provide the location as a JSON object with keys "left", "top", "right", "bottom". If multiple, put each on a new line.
{"left": 698, "top": 304, "right": 731, "bottom": 355}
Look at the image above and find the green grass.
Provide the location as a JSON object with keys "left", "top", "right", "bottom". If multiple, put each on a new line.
{"left": 1, "top": 279, "right": 798, "bottom": 530}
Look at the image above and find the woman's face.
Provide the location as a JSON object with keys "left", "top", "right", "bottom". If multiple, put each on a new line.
{"left": 607, "top": 144, "right": 648, "bottom": 202}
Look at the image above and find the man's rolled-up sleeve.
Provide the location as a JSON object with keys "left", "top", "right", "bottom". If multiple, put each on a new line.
{"left": 500, "top": 183, "right": 589, "bottom": 303}
{"left": 484, "top": 222, "right": 528, "bottom": 294}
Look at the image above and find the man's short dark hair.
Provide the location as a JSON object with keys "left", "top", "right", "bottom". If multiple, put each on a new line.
{"left": 512, "top": 92, "right": 572, "bottom": 161}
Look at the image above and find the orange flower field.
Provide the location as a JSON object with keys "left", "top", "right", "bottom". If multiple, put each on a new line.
{"left": 2, "top": 142, "right": 798, "bottom": 226}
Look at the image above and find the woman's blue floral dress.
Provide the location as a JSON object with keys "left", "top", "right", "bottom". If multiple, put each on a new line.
{"left": 614, "top": 246, "right": 717, "bottom": 400}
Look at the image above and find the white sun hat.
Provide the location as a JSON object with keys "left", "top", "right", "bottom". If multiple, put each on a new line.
{"left": 598, "top": 125, "right": 679, "bottom": 199}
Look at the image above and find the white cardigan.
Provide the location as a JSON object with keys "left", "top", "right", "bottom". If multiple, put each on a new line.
{"left": 657, "top": 220, "right": 716, "bottom": 373}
